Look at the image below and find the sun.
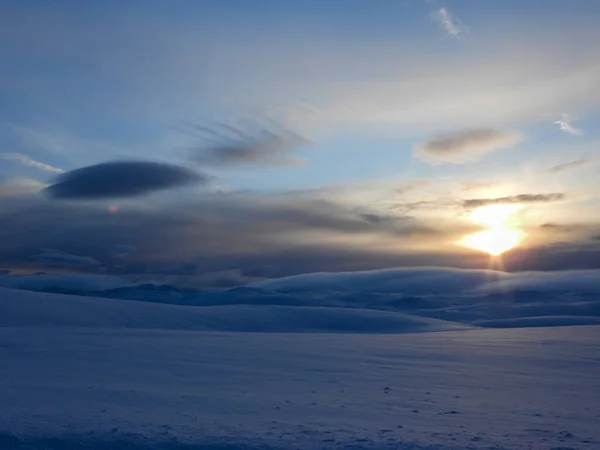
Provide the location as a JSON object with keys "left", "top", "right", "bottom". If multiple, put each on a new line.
{"left": 459, "top": 204, "right": 523, "bottom": 256}
{"left": 459, "top": 228, "right": 522, "bottom": 256}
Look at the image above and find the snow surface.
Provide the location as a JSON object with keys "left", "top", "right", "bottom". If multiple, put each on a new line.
{"left": 0, "top": 288, "right": 471, "bottom": 334}
{"left": 1, "top": 287, "right": 600, "bottom": 449}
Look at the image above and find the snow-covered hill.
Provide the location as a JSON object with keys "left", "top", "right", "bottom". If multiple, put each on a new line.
{"left": 4, "top": 268, "right": 600, "bottom": 333}
{"left": 0, "top": 288, "right": 471, "bottom": 334}
{"left": 1, "top": 287, "right": 599, "bottom": 449}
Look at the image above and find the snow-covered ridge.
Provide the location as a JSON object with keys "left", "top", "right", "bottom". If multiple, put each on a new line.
{"left": 3, "top": 266, "right": 600, "bottom": 330}
{"left": 0, "top": 288, "right": 471, "bottom": 334}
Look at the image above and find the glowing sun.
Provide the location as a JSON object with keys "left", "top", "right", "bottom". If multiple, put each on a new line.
{"left": 459, "top": 204, "right": 523, "bottom": 256}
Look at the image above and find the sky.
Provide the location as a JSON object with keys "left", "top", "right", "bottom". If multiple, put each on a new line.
{"left": 1, "top": 0, "right": 600, "bottom": 287}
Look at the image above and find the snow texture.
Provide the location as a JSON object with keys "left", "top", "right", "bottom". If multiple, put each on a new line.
{"left": 1, "top": 285, "right": 599, "bottom": 449}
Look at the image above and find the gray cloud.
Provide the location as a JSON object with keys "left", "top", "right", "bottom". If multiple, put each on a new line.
{"left": 540, "top": 222, "right": 579, "bottom": 232}
{"left": 187, "top": 120, "right": 310, "bottom": 167}
{"left": 0, "top": 192, "right": 453, "bottom": 283}
{"left": 2, "top": 189, "right": 599, "bottom": 287}
{"left": 414, "top": 129, "right": 522, "bottom": 164}
{"left": 1, "top": 152, "right": 64, "bottom": 173}
{"left": 547, "top": 158, "right": 597, "bottom": 174}
{"left": 44, "top": 161, "right": 206, "bottom": 200}
{"left": 463, "top": 193, "right": 565, "bottom": 209}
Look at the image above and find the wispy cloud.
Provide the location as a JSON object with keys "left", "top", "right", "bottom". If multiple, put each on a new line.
{"left": 186, "top": 119, "right": 310, "bottom": 167}
{"left": 547, "top": 158, "right": 597, "bottom": 174}
{"left": 463, "top": 193, "right": 565, "bottom": 209}
{"left": 414, "top": 129, "right": 522, "bottom": 165}
{"left": 1, "top": 152, "right": 64, "bottom": 173}
{"left": 0, "top": 177, "right": 46, "bottom": 197}
{"left": 430, "top": 6, "right": 468, "bottom": 37}
{"left": 554, "top": 114, "right": 583, "bottom": 136}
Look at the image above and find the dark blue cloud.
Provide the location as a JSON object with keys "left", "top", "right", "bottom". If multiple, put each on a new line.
{"left": 45, "top": 161, "right": 207, "bottom": 200}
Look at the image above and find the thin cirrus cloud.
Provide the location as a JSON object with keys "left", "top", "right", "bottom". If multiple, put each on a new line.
{"left": 547, "top": 158, "right": 597, "bottom": 174}
{"left": 430, "top": 6, "right": 468, "bottom": 37}
{"left": 413, "top": 129, "right": 522, "bottom": 165}
{"left": 44, "top": 161, "right": 207, "bottom": 200}
{"left": 554, "top": 114, "right": 583, "bottom": 136}
{"left": 186, "top": 120, "right": 311, "bottom": 167}
{"left": 463, "top": 193, "right": 565, "bottom": 209}
{"left": 1, "top": 152, "right": 64, "bottom": 174}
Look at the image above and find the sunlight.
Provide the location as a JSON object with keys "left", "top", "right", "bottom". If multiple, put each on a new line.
{"left": 467, "top": 204, "right": 521, "bottom": 228}
{"left": 459, "top": 204, "right": 523, "bottom": 256}
{"left": 459, "top": 228, "right": 523, "bottom": 256}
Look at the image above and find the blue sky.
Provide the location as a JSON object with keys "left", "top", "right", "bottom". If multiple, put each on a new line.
{"left": 1, "top": 0, "right": 600, "bottom": 284}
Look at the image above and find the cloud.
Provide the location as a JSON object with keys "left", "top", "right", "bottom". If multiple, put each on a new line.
{"left": 430, "top": 7, "right": 468, "bottom": 37}
{"left": 255, "top": 267, "right": 499, "bottom": 294}
{"left": 458, "top": 180, "right": 499, "bottom": 192}
{"left": 44, "top": 161, "right": 207, "bottom": 200}
{"left": 547, "top": 158, "right": 596, "bottom": 173}
{"left": 32, "top": 250, "right": 102, "bottom": 269}
{"left": 187, "top": 120, "right": 310, "bottom": 167}
{"left": 0, "top": 177, "right": 46, "bottom": 197}
{"left": 0, "top": 192, "right": 460, "bottom": 284}
{"left": 472, "top": 269, "right": 600, "bottom": 295}
{"left": 1, "top": 187, "right": 599, "bottom": 286}
{"left": 3, "top": 5, "right": 600, "bottom": 136}
{"left": 540, "top": 222, "right": 579, "bottom": 232}
{"left": 463, "top": 193, "right": 565, "bottom": 209}
{"left": 413, "top": 129, "right": 522, "bottom": 164}
{"left": 2, "top": 0, "right": 600, "bottom": 139}
{"left": 393, "top": 180, "right": 432, "bottom": 195}
{"left": 391, "top": 199, "right": 458, "bottom": 214}
{"left": 1, "top": 152, "right": 64, "bottom": 173}
{"left": 255, "top": 266, "right": 600, "bottom": 295}
{"left": 554, "top": 113, "right": 583, "bottom": 135}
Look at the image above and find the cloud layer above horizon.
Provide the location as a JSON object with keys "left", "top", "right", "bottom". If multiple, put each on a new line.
{"left": 1, "top": 0, "right": 600, "bottom": 285}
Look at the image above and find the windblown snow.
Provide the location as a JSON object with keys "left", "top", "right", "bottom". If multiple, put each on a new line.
{"left": 1, "top": 270, "right": 599, "bottom": 449}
